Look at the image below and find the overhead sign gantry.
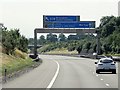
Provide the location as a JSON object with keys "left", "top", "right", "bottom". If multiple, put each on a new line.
{"left": 34, "top": 15, "right": 100, "bottom": 57}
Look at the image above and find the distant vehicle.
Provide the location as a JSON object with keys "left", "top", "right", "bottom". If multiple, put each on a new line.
{"left": 80, "top": 55, "right": 86, "bottom": 57}
{"left": 96, "top": 55, "right": 107, "bottom": 59}
{"left": 95, "top": 58, "right": 116, "bottom": 74}
{"left": 93, "top": 52, "right": 97, "bottom": 59}
{"left": 105, "top": 55, "right": 113, "bottom": 59}
{"left": 93, "top": 52, "right": 97, "bottom": 56}
{"left": 29, "top": 54, "right": 38, "bottom": 59}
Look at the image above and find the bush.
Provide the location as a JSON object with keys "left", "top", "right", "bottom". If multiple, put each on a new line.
{"left": 2, "top": 29, "right": 28, "bottom": 55}
{"left": 14, "top": 49, "right": 26, "bottom": 59}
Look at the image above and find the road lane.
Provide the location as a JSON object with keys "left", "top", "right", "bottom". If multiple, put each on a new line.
{"left": 3, "top": 55, "right": 118, "bottom": 88}
{"left": 40, "top": 55, "right": 118, "bottom": 88}
{"left": 3, "top": 58, "right": 57, "bottom": 88}
{"left": 52, "top": 58, "right": 117, "bottom": 88}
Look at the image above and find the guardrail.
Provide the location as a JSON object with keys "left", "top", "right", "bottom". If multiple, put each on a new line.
{"left": 79, "top": 54, "right": 120, "bottom": 62}
{"left": 40, "top": 53, "right": 120, "bottom": 62}
{"left": 112, "top": 56, "right": 120, "bottom": 62}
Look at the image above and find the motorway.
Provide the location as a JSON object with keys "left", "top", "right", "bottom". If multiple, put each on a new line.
{"left": 3, "top": 55, "right": 118, "bottom": 88}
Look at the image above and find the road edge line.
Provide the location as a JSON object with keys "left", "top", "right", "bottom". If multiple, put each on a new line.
{"left": 47, "top": 60, "right": 60, "bottom": 88}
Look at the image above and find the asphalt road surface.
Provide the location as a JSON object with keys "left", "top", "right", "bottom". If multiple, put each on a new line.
{"left": 3, "top": 55, "right": 118, "bottom": 88}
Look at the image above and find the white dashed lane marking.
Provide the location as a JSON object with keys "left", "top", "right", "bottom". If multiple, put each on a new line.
{"left": 106, "top": 83, "right": 110, "bottom": 87}
{"left": 96, "top": 74, "right": 98, "bottom": 77}
{"left": 93, "top": 73, "right": 110, "bottom": 87}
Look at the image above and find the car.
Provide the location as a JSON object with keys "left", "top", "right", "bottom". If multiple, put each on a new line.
{"left": 106, "top": 55, "right": 113, "bottom": 59}
{"left": 29, "top": 54, "right": 38, "bottom": 59}
{"left": 93, "top": 52, "right": 97, "bottom": 56}
{"left": 95, "top": 58, "right": 116, "bottom": 74}
{"left": 96, "top": 55, "right": 108, "bottom": 59}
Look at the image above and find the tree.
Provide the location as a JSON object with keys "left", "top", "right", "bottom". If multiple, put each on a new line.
{"left": 99, "top": 16, "right": 115, "bottom": 28}
{"left": 2, "top": 32, "right": 15, "bottom": 54}
{"left": 47, "top": 33, "right": 58, "bottom": 42}
{"left": 67, "top": 45, "right": 76, "bottom": 51}
{"left": 2, "top": 29, "right": 19, "bottom": 54}
{"left": 83, "top": 42, "right": 91, "bottom": 53}
{"left": 17, "top": 35, "right": 28, "bottom": 52}
{"left": 76, "top": 45, "right": 82, "bottom": 54}
{"left": 38, "top": 35, "right": 46, "bottom": 45}
{"left": 100, "top": 16, "right": 116, "bottom": 37}
{"left": 116, "top": 17, "right": 120, "bottom": 26}
{"left": 2, "top": 29, "right": 28, "bottom": 54}
{"left": 58, "top": 33, "right": 66, "bottom": 41}
{"left": 98, "top": 16, "right": 120, "bottom": 54}
{"left": 103, "top": 44, "right": 111, "bottom": 54}
{"left": 28, "top": 38, "right": 34, "bottom": 45}
{"left": 93, "top": 44, "right": 97, "bottom": 52}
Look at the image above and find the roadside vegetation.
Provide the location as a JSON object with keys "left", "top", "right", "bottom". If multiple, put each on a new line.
{"left": 0, "top": 28, "right": 40, "bottom": 77}
{"left": 29, "top": 16, "right": 120, "bottom": 56}
{"left": 2, "top": 29, "right": 28, "bottom": 54}
{"left": 42, "top": 48, "right": 78, "bottom": 55}
{"left": 99, "top": 16, "right": 120, "bottom": 55}
{"left": 1, "top": 49, "right": 34, "bottom": 76}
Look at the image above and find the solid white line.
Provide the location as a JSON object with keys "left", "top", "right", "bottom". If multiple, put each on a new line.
{"left": 47, "top": 60, "right": 60, "bottom": 88}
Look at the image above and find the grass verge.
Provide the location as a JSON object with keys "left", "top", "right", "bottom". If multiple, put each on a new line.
{"left": 105, "top": 53, "right": 120, "bottom": 57}
{"left": 1, "top": 49, "right": 41, "bottom": 78}
{"left": 44, "top": 48, "right": 78, "bottom": 55}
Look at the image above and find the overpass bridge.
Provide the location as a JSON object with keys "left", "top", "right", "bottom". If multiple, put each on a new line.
{"left": 28, "top": 45, "right": 42, "bottom": 49}
{"left": 28, "top": 45, "right": 42, "bottom": 53}
{"left": 33, "top": 28, "right": 100, "bottom": 57}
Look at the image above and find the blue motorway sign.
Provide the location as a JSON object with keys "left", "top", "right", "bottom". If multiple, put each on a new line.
{"left": 44, "top": 21, "right": 95, "bottom": 28}
{"left": 43, "top": 15, "right": 80, "bottom": 22}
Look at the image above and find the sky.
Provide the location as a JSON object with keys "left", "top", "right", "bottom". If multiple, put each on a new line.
{"left": 1, "top": 0, "right": 119, "bottom": 38}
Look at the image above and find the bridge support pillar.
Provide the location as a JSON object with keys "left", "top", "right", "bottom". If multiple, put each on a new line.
{"left": 34, "top": 29, "right": 37, "bottom": 57}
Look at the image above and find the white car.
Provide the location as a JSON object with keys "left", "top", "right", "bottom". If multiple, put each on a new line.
{"left": 95, "top": 58, "right": 116, "bottom": 74}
